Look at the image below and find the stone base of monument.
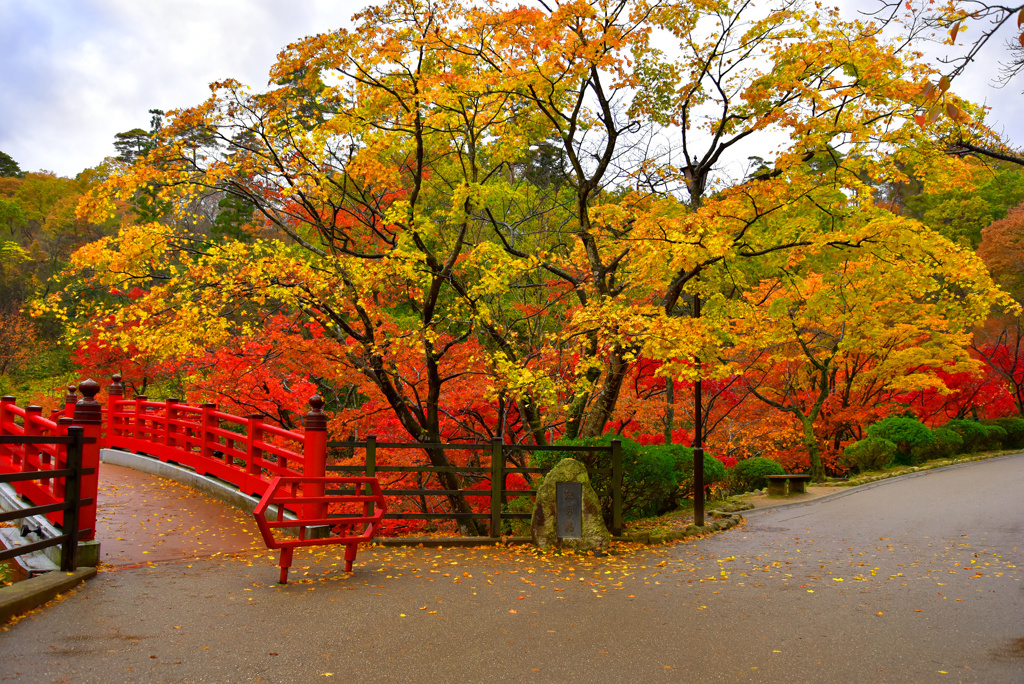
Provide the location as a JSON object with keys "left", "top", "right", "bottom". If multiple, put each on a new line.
{"left": 531, "top": 458, "right": 610, "bottom": 551}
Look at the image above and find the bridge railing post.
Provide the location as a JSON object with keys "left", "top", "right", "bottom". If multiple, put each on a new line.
{"left": 0, "top": 395, "right": 11, "bottom": 435}
{"left": 165, "top": 398, "right": 180, "bottom": 453}
{"left": 133, "top": 395, "right": 148, "bottom": 444}
{"left": 54, "top": 416, "right": 73, "bottom": 501}
{"left": 23, "top": 405, "right": 42, "bottom": 475}
{"left": 71, "top": 379, "right": 102, "bottom": 541}
{"left": 244, "top": 413, "right": 265, "bottom": 495}
{"left": 198, "top": 402, "right": 217, "bottom": 475}
{"left": 105, "top": 375, "right": 124, "bottom": 444}
{"left": 303, "top": 396, "right": 328, "bottom": 520}
{"left": 63, "top": 385, "right": 77, "bottom": 420}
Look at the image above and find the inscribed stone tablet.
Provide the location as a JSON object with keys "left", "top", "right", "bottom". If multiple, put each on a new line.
{"left": 556, "top": 481, "right": 583, "bottom": 539}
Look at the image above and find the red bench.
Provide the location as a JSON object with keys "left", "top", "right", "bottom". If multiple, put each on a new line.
{"left": 253, "top": 475, "right": 386, "bottom": 583}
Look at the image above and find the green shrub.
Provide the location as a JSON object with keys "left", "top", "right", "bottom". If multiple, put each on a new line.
{"left": 841, "top": 437, "right": 897, "bottom": 473}
{"left": 986, "top": 418, "right": 1024, "bottom": 449}
{"left": 943, "top": 419, "right": 1001, "bottom": 452}
{"left": 911, "top": 427, "right": 964, "bottom": 462}
{"left": 866, "top": 416, "right": 934, "bottom": 465}
{"left": 662, "top": 445, "right": 728, "bottom": 501}
{"left": 983, "top": 424, "right": 1007, "bottom": 449}
{"left": 533, "top": 436, "right": 677, "bottom": 522}
{"left": 729, "top": 457, "right": 786, "bottom": 492}
{"left": 983, "top": 417, "right": 1024, "bottom": 448}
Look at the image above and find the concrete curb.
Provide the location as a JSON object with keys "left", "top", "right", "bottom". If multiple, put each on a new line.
{"left": 0, "top": 567, "right": 96, "bottom": 624}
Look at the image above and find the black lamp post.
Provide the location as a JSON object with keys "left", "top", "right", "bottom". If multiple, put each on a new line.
{"left": 693, "top": 292, "right": 704, "bottom": 527}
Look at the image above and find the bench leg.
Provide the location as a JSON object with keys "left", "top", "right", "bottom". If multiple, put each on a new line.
{"left": 767, "top": 479, "right": 786, "bottom": 496}
{"left": 279, "top": 547, "right": 294, "bottom": 584}
{"left": 789, "top": 478, "right": 807, "bottom": 494}
{"left": 345, "top": 543, "right": 358, "bottom": 573}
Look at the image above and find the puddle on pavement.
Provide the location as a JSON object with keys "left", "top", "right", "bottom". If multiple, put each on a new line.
{"left": 989, "top": 637, "right": 1024, "bottom": 661}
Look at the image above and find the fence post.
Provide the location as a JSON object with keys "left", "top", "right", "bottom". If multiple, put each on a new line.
{"left": 365, "top": 435, "right": 376, "bottom": 478}
{"left": 71, "top": 379, "right": 102, "bottom": 542}
{"left": 490, "top": 438, "right": 503, "bottom": 538}
{"left": 611, "top": 439, "right": 622, "bottom": 537}
{"left": 60, "top": 425, "right": 84, "bottom": 572}
{"left": 106, "top": 375, "right": 123, "bottom": 445}
{"left": 303, "top": 396, "right": 327, "bottom": 520}
{"left": 365, "top": 435, "right": 376, "bottom": 517}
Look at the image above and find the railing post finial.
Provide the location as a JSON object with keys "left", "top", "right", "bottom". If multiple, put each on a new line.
{"left": 305, "top": 395, "right": 327, "bottom": 432}
{"left": 73, "top": 379, "right": 102, "bottom": 425}
{"left": 108, "top": 374, "right": 124, "bottom": 397}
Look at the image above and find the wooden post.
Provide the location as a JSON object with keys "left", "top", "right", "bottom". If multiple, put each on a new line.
{"left": 164, "top": 398, "right": 181, "bottom": 455}
{"left": 302, "top": 396, "right": 327, "bottom": 520}
{"left": 611, "top": 439, "right": 623, "bottom": 537}
{"left": 106, "top": 375, "right": 124, "bottom": 444}
{"left": 63, "top": 385, "right": 77, "bottom": 419}
{"left": 198, "top": 402, "right": 217, "bottom": 475}
{"left": 365, "top": 435, "right": 376, "bottom": 517}
{"left": 0, "top": 396, "right": 12, "bottom": 465}
{"left": 23, "top": 406, "right": 42, "bottom": 474}
{"left": 133, "top": 395, "right": 148, "bottom": 444}
{"left": 60, "top": 426, "right": 84, "bottom": 572}
{"left": 0, "top": 395, "right": 11, "bottom": 433}
{"left": 490, "top": 437, "right": 503, "bottom": 538}
{"left": 54, "top": 416, "right": 73, "bottom": 501}
{"left": 244, "top": 413, "right": 265, "bottom": 495}
{"left": 71, "top": 379, "right": 102, "bottom": 542}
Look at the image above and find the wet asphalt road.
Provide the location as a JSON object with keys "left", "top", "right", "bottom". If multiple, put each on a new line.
{"left": 1, "top": 453, "right": 1022, "bottom": 683}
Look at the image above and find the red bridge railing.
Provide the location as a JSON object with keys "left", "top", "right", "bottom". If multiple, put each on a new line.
{"left": 0, "top": 375, "right": 329, "bottom": 543}
{"left": 0, "top": 381, "right": 102, "bottom": 540}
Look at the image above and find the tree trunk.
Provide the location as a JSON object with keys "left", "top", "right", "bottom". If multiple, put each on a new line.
{"left": 800, "top": 414, "right": 825, "bottom": 482}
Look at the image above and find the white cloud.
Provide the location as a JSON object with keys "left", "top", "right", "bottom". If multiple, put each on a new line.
{"left": 0, "top": 0, "right": 1020, "bottom": 177}
{"left": 0, "top": 0, "right": 360, "bottom": 175}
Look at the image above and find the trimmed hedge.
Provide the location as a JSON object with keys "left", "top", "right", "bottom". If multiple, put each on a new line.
{"left": 911, "top": 427, "right": 964, "bottom": 462}
{"left": 943, "top": 419, "right": 1004, "bottom": 453}
{"left": 866, "top": 416, "right": 933, "bottom": 465}
{"left": 985, "top": 418, "right": 1024, "bottom": 449}
{"left": 842, "top": 437, "right": 897, "bottom": 473}
{"left": 729, "top": 457, "right": 785, "bottom": 492}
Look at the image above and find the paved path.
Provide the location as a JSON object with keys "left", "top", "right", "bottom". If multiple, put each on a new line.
{"left": 2, "top": 454, "right": 1022, "bottom": 683}
{"left": 95, "top": 463, "right": 263, "bottom": 567}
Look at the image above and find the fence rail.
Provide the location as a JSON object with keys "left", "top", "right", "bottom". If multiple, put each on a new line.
{"left": 326, "top": 435, "right": 623, "bottom": 537}
{"left": 0, "top": 429, "right": 94, "bottom": 572}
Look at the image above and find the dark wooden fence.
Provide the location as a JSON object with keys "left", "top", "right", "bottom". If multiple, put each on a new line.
{"left": 326, "top": 436, "right": 623, "bottom": 537}
{"left": 0, "top": 428, "right": 94, "bottom": 572}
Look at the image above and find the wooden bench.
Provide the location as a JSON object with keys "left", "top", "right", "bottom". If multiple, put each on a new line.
{"left": 764, "top": 474, "right": 812, "bottom": 496}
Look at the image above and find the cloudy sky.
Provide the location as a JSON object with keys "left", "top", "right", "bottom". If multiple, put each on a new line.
{"left": 1, "top": 0, "right": 1022, "bottom": 178}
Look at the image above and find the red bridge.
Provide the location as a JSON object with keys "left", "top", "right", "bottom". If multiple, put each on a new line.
{"left": 0, "top": 376, "right": 339, "bottom": 566}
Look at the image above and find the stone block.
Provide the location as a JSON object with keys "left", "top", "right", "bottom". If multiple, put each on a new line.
{"left": 531, "top": 458, "right": 610, "bottom": 551}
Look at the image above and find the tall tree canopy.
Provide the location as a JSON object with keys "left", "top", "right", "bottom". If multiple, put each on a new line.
{"left": 53, "top": 0, "right": 1007, "bottom": 496}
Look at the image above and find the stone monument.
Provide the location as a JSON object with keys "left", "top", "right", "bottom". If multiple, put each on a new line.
{"left": 531, "top": 458, "right": 610, "bottom": 551}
